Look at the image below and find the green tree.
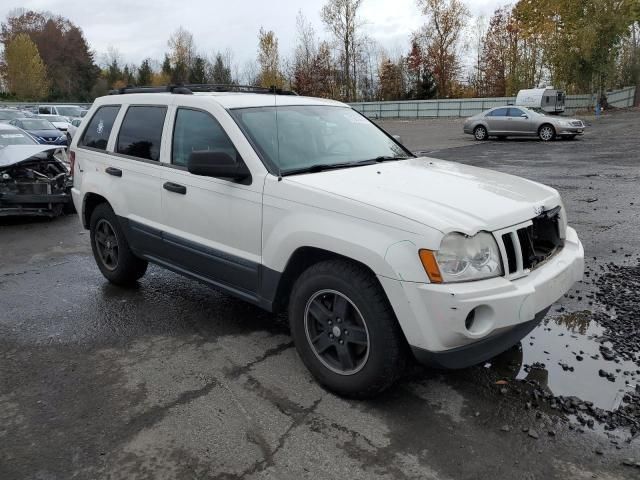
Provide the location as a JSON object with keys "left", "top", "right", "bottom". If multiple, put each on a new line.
{"left": 137, "top": 58, "right": 153, "bottom": 86}
{"left": 189, "top": 55, "right": 207, "bottom": 83}
{"left": 210, "top": 53, "right": 232, "bottom": 84}
{"left": 3, "top": 32, "right": 48, "bottom": 100}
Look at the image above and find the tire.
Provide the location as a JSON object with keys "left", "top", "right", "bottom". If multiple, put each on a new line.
{"left": 89, "top": 203, "right": 148, "bottom": 285}
{"left": 473, "top": 125, "right": 488, "bottom": 141}
{"left": 288, "top": 259, "right": 407, "bottom": 398}
{"left": 538, "top": 124, "right": 556, "bottom": 142}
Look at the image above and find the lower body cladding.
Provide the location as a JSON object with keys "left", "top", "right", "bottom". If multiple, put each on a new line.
{"left": 380, "top": 227, "right": 584, "bottom": 369}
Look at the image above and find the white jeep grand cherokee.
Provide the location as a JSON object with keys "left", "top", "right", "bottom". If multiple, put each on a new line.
{"left": 70, "top": 85, "right": 584, "bottom": 397}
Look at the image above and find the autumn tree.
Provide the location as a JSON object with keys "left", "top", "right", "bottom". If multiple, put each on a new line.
{"left": 292, "top": 11, "right": 319, "bottom": 96}
{"left": 321, "top": 0, "right": 364, "bottom": 101}
{"left": 3, "top": 33, "right": 48, "bottom": 100}
{"left": 1, "top": 9, "right": 98, "bottom": 100}
{"left": 168, "top": 26, "right": 195, "bottom": 84}
{"left": 378, "top": 57, "right": 405, "bottom": 100}
{"left": 406, "top": 38, "right": 437, "bottom": 99}
{"left": 415, "top": 0, "right": 469, "bottom": 98}
{"left": 257, "top": 27, "right": 285, "bottom": 88}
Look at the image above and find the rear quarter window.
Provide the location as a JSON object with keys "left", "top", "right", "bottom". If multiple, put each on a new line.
{"left": 116, "top": 106, "right": 167, "bottom": 161}
{"left": 80, "top": 106, "right": 121, "bottom": 150}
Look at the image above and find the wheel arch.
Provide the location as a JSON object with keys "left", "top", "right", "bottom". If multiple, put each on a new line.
{"left": 270, "top": 246, "right": 385, "bottom": 313}
{"left": 82, "top": 192, "right": 110, "bottom": 229}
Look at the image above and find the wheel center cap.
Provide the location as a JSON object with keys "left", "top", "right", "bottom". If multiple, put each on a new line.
{"left": 332, "top": 326, "right": 342, "bottom": 338}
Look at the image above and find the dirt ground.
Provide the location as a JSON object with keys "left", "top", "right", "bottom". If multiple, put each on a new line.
{"left": 2, "top": 109, "right": 640, "bottom": 479}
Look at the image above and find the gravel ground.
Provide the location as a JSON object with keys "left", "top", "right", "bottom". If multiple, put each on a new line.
{"left": 1, "top": 109, "right": 640, "bottom": 479}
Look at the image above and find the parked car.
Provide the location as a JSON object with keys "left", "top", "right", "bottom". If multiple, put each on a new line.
{"left": 0, "top": 108, "right": 27, "bottom": 124}
{"left": 9, "top": 118, "right": 67, "bottom": 145}
{"left": 66, "top": 118, "right": 83, "bottom": 143}
{"left": 38, "top": 105, "right": 85, "bottom": 121}
{"left": 0, "top": 124, "right": 72, "bottom": 217}
{"left": 36, "top": 115, "right": 72, "bottom": 132}
{"left": 516, "top": 87, "right": 566, "bottom": 114}
{"left": 463, "top": 106, "right": 585, "bottom": 142}
{"left": 70, "top": 85, "right": 584, "bottom": 397}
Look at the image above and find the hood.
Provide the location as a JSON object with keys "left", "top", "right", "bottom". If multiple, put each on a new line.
{"left": 0, "top": 145, "right": 59, "bottom": 168}
{"left": 27, "top": 129, "right": 64, "bottom": 138}
{"left": 286, "top": 157, "right": 561, "bottom": 234}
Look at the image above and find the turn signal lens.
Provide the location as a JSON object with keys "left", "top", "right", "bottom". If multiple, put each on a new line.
{"left": 419, "top": 249, "right": 443, "bottom": 284}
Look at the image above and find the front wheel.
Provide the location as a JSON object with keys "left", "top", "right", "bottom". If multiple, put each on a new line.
{"left": 538, "top": 124, "right": 556, "bottom": 142}
{"left": 474, "top": 125, "right": 488, "bottom": 141}
{"left": 288, "top": 260, "right": 407, "bottom": 398}
{"left": 90, "top": 203, "right": 148, "bottom": 285}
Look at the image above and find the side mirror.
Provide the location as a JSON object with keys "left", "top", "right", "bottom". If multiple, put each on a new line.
{"left": 521, "top": 114, "right": 528, "bottom": 118}
{"left": 187, "top": 151, "right": 251, "bottom": 183}
{"left": 392, "top": 134, "right": 403, "bottom": 145}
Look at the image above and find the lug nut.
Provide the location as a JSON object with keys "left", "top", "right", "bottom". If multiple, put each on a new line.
{"left": 329, "top": 334, "right": 334, "bottom": 339}
{"left": 339, "top": 340, "right": 344, "bottom": 345}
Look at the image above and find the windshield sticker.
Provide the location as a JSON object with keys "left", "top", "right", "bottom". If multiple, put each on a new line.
{"left": 1, "top": 134, "right": 25, "bottom": 139}
{"left": 97, "top": 119, "right": 104, "bottom": 134}
{"left": 342, "top": 111, "right": 369, "bottom": 124}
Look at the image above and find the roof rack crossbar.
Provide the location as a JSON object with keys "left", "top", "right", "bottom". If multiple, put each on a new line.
{"left": 108, "top": 84, "right": 298, "bottom": 96}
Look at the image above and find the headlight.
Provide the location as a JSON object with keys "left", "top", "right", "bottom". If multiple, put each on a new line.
{"left": 560, "top": 120, "right": 572, "bottom": 127}
{"left": 420, "top": 232, "right": 503, "bottom": 283}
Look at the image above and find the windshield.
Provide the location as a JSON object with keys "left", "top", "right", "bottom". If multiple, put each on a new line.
{"left": 0, "top": 130, "right": 38, "bottom": 146}
{"left": 40, "top": 115, "right": 67, "bottom": 123}
{"left": 20, "top": 119, "right": 57, "bottom": 130}
{"left": 527, "top": 107, "right": 546, "bottom": 116}
{"left": 0, "top": 110, "right": 24, "bottom": 121}
{"left": 230, "top": 105, "right": 411, "bottom": 175}
{"left": 56, "top": 106, "right": 83, "bottom": 117}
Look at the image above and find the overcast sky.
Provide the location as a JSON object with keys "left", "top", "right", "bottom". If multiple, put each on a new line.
{"left": 1, "top": 0, "right": 508, "bottom": 68}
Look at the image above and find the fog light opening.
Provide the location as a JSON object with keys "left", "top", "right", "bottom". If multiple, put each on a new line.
{"left": 465, "top": 310, "right": 476, "bottom": 331}
{"left": 464, "top": 305, "right": 494, "bottom": 335}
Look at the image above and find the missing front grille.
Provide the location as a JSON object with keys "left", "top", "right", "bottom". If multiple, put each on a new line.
{"left": 519, "top": 209, "right": 564, "bottom": 270}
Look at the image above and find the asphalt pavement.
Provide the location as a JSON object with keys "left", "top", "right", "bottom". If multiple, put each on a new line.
{"left": 2, "top": 109, "right": 640, "bottom": 479}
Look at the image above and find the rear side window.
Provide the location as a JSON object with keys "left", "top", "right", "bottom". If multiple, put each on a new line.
{"left": 80, "top": 106, "right": 120, "bottom": 150}
{"left": 488, "top": 108, "right": 509, "bottom": 117}
{"left": 117, "top": 106, "right": 167, "bottom": 161}
{"left": 172, "top": 108, "right": 238, "bottom": 167}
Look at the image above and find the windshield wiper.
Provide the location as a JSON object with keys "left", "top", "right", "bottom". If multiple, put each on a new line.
{"left": 282, "top": 160, "right": 378, "bottom": 176}
{"left": 368, "top": 155, "right": 412, "bottom": 162}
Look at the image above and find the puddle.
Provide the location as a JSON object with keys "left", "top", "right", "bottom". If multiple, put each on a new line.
{"left": 491, "top": 311, "right": 638, "bottom": 411}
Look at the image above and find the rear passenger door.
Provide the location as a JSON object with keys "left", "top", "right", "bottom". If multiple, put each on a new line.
{"left": 160, "top": 106, "right": 263, "bottom": 301}
{"left": 105, "top": 105, "right": 169, "bottom": 255}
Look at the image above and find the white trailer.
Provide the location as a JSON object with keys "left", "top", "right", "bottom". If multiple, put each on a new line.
{"left": 516, "top": 87, "right": 565, "bottom": 114}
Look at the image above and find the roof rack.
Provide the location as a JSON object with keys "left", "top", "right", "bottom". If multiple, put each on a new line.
{"left": 108, "top": 84, "right": 298, "bottom": 96}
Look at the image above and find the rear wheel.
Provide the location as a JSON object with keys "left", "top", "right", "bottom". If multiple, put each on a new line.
{"left": 289, "top": 260, "right": 406, "bottom": 398}
{"left": 90, "top": 203, "right": 147, "bottom": 285}
{"left": 538, "top": 124, "right": 556, "bottom": 142}
{"left": 474, "top": 125, "right": 488, "bottom": 141}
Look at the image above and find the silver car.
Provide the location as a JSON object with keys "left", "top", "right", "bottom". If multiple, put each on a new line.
{"left": 463, "top": 106, "right": 585, "bottom": 142}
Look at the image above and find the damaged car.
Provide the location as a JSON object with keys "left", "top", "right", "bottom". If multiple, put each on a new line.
{"left": 0, "top": 124, "right": 73, "bottom": 217}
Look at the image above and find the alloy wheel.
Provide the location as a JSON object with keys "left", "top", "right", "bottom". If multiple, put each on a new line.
{"left": 94, "top": 219, "right": 119, "bottom": 271}
{"left": 540, "top": 126, "right": 554, "bottom": 141}
{"left": 474, "top": 126, "right": 487, "bottom": 140}
{"left": 304, "top": 289, "right": 370, "bottom": 375}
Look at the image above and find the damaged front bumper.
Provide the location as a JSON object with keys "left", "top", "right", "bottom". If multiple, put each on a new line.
{"left": 0, "top": 145, "right": 73, "bottom": 217}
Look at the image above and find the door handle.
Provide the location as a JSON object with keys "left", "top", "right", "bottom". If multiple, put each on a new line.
{"left": 105, "top": 167, "right": 122, "bottom": 177}
{"left": 163, "top": 182, "right": 187, "bottom": 195}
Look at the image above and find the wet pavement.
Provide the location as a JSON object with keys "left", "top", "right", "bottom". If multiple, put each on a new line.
{"left": 2, "top": 109, "right": 640, "bottom": 479}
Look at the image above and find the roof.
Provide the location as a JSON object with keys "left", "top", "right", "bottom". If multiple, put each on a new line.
{"left": 94, "top": 92, "right": 347, "bottom": 110}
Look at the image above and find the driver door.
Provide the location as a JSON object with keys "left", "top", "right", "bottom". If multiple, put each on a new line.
{"left": 160, "top": 106, "right": 263, "bottom": 299}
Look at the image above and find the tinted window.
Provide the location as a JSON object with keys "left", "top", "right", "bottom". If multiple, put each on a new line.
{"left": 508, "top": 108, "right": 525, "bottom": 117}
{"left": 80, "top": 106, "right": 120, "bottom": 150}
{"left": 172, "top": 108, "right": 237, "bottom": 167}
{"left": 488, "top": 108, "right": 509, "bottom": 117}
{"left": 117, "top": 106, "right": 167, "bottom": 161}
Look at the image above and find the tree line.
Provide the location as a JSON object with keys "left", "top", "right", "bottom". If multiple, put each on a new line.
{"left": 1, "top": 1, "right": 639, "bottom": 103}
